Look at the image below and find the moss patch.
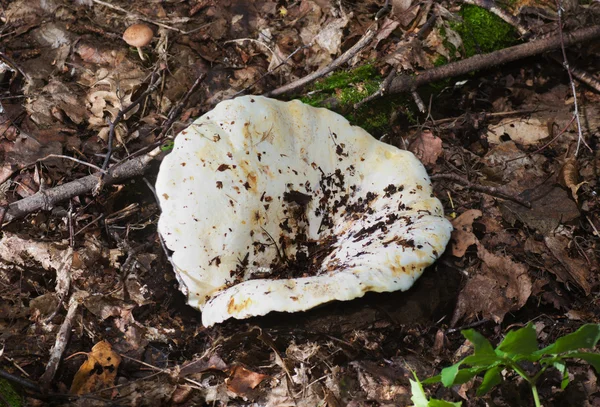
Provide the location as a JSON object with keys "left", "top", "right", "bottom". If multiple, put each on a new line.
{"left": 453, "top": 4, "right": 519, "bottom": 57}
{"left": 300, "top": 64, "right": 415, "bottom": 135}
{"left": 0, "top": 378, "right": 23, "bottom": 407}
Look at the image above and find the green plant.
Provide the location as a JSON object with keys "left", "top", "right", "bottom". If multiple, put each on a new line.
{"left": 410, "top": 372, "right": 461, "bottom": 407}
{"left": 423, "top": 323, "right": 600, "bottom": 407}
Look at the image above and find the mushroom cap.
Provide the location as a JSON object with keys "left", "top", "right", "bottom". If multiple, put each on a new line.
{"left": 156, "top": 96, "right": 453, "bottom": 327}
{"left": 122, "top": 23, "right": 153, "bottom": 47}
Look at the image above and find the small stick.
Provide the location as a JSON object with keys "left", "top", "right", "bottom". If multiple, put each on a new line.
{"left": 554, "top": 0, "right": 590, "bottom": 156}
{"left": 159, "top": 73, "right": 206, "bottom": 139}
{"left": 39, "top": 292, "right": 88, "bottom": 388}
{"left": 264, "top": 23, "right": 379, "bottom": 97}
{"left": 431, "top": 173, "right": 531, "bottom": 208}
{"left": 101, "top": 73, "right": 162, "bottom": 172}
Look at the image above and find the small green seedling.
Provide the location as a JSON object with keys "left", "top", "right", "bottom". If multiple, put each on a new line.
{"left": 423, "top": 323, "right": 600, "bottom": 407}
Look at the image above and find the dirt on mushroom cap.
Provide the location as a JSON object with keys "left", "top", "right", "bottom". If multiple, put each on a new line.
{"left": 155, "top": 96, "right": 453, "bottom": 327}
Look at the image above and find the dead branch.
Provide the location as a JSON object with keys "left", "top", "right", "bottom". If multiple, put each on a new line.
{"left": 431, "top": 173, "right": 531, "bottom": 208}
{"left": 2, "top": 149, "right": 160, "bottom": 225}
{"left": 386, "top": 25, "right": 600, "bottom": 95}
{"left": 264, "top": 23, "right": 379, "bottom": 97}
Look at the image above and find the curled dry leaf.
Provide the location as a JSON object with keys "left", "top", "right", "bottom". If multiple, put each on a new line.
{"left": 558, "top": 158, "right": 585, "bottom": 203}
{"left": 451, "top": 209, "right": 482, "bottom": 257}
{"left": 70, "top": 340, "right": 121, "bottom": 395}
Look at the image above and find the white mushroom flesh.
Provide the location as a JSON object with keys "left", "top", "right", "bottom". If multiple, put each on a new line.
{"left": 156, "top": 96, "right": 453, "bottom": 326}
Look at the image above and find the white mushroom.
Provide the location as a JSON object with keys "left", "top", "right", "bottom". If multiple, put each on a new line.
{"left": 156, "top": 96, "right": 453, "bottom": 327}
{"left": 122, "top": 23, "right": 153, "bottom": 61}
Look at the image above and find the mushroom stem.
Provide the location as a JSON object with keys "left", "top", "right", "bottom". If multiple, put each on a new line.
{"left": 136, "top": 47, "right": 145, "bottom": 61}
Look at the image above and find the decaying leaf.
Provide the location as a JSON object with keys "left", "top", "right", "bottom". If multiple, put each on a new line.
{"left": 500, "top": 184, "right": 579, "bottom": 235}
{"left": 408, "top": 130, "right": 443, "bottom": 166}
{"left": 226, "top": 365, "right": 269, "bottom": 397}
{"left": 451, "top": 209, "right": 482, "bottom": 257}
{"left": 451, "top": 242, "right": 532, "bottom": 325}
{"left": 70, "top": 340, "right": 121, "bottom": 395}
{"left": 544, "top": 235, "right": 592, "bottom": 295}
{"left": 487, "top": 117, "right": 550, "bottom": 145}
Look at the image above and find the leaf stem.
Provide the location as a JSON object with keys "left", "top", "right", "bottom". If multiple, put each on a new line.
{"left": 531, "top": 384, "right": 542, "bottom": 407}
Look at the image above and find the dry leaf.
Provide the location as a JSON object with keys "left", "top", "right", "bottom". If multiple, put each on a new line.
{"left": 451, "top": 242, "right": 532, "bottom": 325}
{"left": 70, "top": 340, "right": 121, "bottom": 395}
{"left": 408, "top": 130, "right": 442, "bottom": 166}
{"left": 544, "top": 235, "right": 591, "bottom": 295}
{"left": 558, "top": 158, "right": 585, "bottom": 202}
{"left": 487, "top": 118, "right": 550, "bottom": 145}
{"left": 451, "top": 209, "right": 482, "bottom": 257}
{"left": 226, "top": 365, "right": 269, "bottom": 397}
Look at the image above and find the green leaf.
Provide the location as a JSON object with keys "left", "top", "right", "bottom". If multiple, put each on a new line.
{"left": 568, "top": 352, "right": 600, "bottom": 373}
{"left": 422, "top": 374, "right": 441, "bottom": 385}
{"left": 496, "top": 323, "right": 538, "bottom": 359}
{"left": 477, "top": 366, "right": 503, "bottom": 396}
{"left": 441, "top": 362, "right": 462, "bottom": 387}
{"left": 461, "top": 353, "right": 502, "bottom": 367}
{"left": 552, "top": 361, "right": 569, "bottom": 390}
{"left": 443, "top": 366, "right": 490, "bottom": 386}
{"left": 462, "top": 329, "right": 496, "bottom": 356}
{"left": 535, "top": 324, "right": 600, "bottom": 357}
{"left": 409, "top": 378, "right": 430, "bottom": 407}
{"left": 410, "top": 372, "right": 463, "bottom": 406}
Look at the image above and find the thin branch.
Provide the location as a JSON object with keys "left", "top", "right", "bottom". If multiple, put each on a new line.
{"left": 38, "top": 154, "right": 105, "bottom": 173}
{"left": 431, "top": 173, "right": 531, "bottom": 208}
{"left": 2, "top": 148, "right": 161, "bottom": 225}
{"left": 554, "top": 0, "right": 590, "bottom": 156}
{"left": 386, "top": 25, "right": 600, "bottom": 95}
{"left": 264, "top": 23, "right": 379, "bottom": 97}
{"left": 159, "top": 73, "right": 206, "bottom": 139}
{"left": 101, "top": 73, "right": 162, "bottom": 172}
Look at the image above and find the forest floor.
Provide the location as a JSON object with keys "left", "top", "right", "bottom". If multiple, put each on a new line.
{"left": 1, "top": 0, "right": 600, "bottom": 406}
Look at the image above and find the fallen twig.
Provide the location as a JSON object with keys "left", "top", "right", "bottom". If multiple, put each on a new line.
{"left": 431, "top": 173, "right": 531, "bottom": 208}
{"left": 2, "top": 148, "right": 161, "bottom": 224}
{"left": 39, "top": 291, "right": 89, "bottom": 388}
{"left": 386, "top": 25, "right": 600, "bottom": 95}
{"left": 264, "top": 23, "right": 379, "bottom": 97}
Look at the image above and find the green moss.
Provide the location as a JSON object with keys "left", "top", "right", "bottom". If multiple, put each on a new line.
{"left": 453, "top": 4, "right": 519, "bottom": 57}
{"left": 313, "top": 64, "right": 379, "bottom": 91}
{"left": 0, "top": 378, "right": 23, "bottom": 407}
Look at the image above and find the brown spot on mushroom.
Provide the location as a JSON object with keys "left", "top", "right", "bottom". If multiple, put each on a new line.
{"left": 247, "top": 172, "right": 257, "bottom": 189}
{"left": 227, "top": 297, "right": 252, "bottom": 314}
{"left": 217, "top": 164, "right": 231, "bottom": 171}
{"left": 162, "top": 193, "right": 169, "bottom": 200}
{"left": 216, "top": 181, "right": 223, "bottom": 189}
